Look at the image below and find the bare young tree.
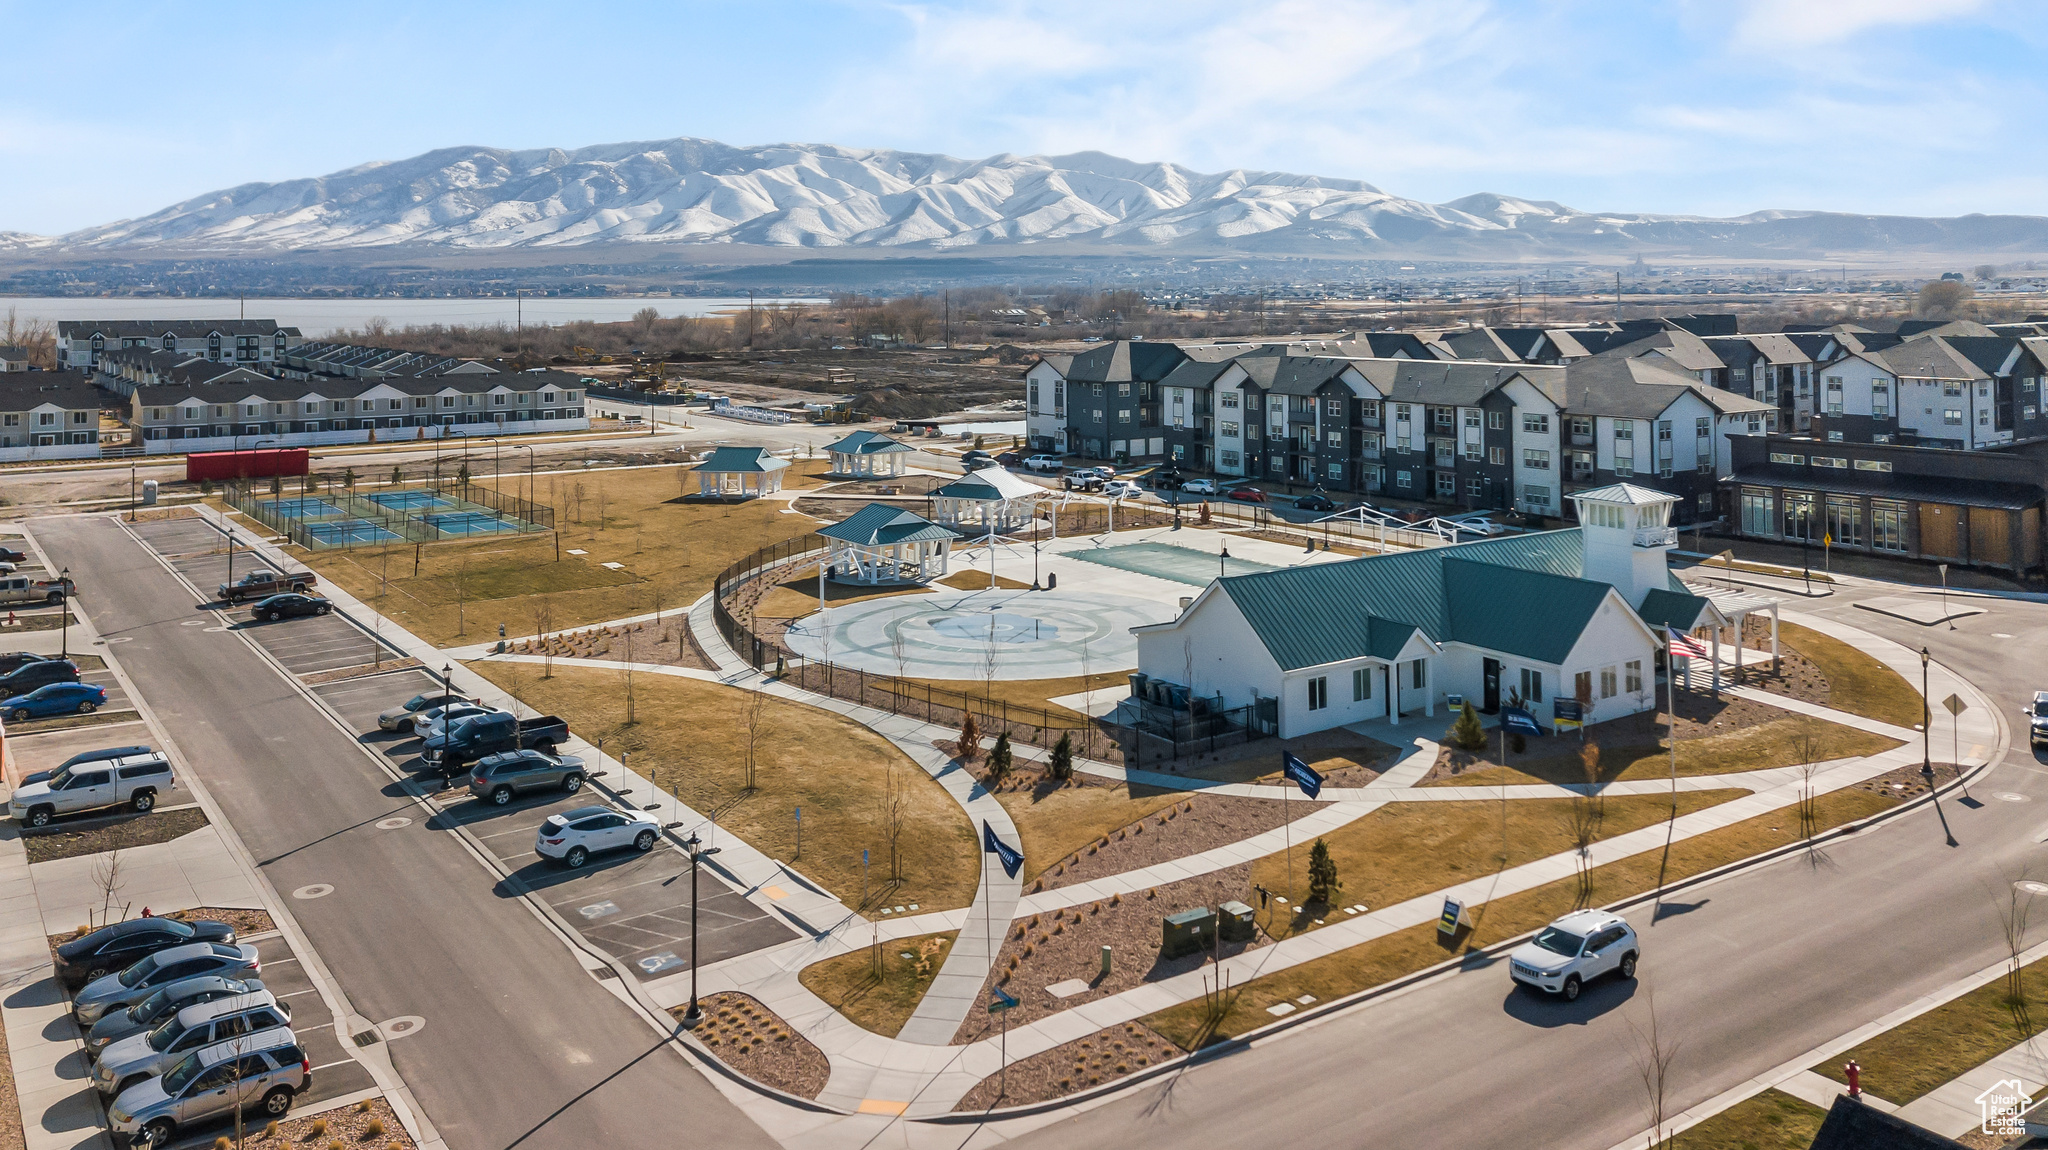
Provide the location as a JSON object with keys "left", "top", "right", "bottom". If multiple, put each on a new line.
{"left": 93, "top": 850, "right": 126, "bottom": 928}
{"left": 533, "top": 597, "right": 555, "bottom": 679}
{"left": 981, "top": 616, "right": 1001, "bottom": 706}
{"left": 1628, "top": 998, "right": 1682, "bottom": 1150}
{"left": 1996, "top": 871, "right": 2035, "bottom": 1024}
{"left": 595, "top": 479, "right": 608, "bottom": 531}
{"left": 881, "top": 758, "right": 908, "bottom": 882}
{"left": 890, "top": 627, "right": 910, "bottom": 715}
{"left": 740, "top": 685, "right": 770, "bottom": 791}
{"left": 571, "top": 482, "right": 587, "bottom": 525}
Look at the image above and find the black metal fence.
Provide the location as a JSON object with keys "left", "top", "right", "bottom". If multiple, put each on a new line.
{"left": 434, "top": 477, "right": 556, "bottom": 530}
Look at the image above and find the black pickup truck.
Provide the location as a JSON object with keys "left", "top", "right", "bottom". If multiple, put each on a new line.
{"left": 419, "top": 713, "right": 568, "bottom": 775}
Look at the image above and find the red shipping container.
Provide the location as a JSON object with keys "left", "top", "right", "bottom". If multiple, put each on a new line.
{"left": 186, "top": 448, "right": 311, "bottom": 483}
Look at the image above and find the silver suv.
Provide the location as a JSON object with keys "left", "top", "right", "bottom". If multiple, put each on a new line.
{"left": 84, "top": 976, "right": 264, "bottom": 1059}
{"left": 94, "top": 991, "right": 289, "bottom": 1097}
{"left": 9, "top": 752, "right": 177, "bottom": 827}
{"left": 1508, "top": 910, "right": 1639, "bottom": 1001}
{"left": 108, "top": 1029, "right": 306, "bottom": 1148}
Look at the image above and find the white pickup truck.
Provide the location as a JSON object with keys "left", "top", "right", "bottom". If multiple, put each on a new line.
{"left": 8, "top": 752, "right": 178, "bottom": 827}
{"left": 0, "top": 574, "right": 73, "bottom": 606}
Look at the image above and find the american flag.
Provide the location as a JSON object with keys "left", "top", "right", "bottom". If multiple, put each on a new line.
{"left": 1668, "top": 631, "right": 1712, "bottom": 660}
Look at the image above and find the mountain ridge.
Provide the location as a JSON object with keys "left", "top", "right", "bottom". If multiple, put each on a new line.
{"left": 19, "top": 137, "right": 2048, "bottom": 259}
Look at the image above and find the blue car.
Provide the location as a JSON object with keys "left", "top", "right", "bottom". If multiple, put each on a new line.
{"left": 4, "top": 682, "right": 106, "bottom": 721}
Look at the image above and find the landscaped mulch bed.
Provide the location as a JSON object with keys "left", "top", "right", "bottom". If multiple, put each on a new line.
{"left": 1849, "top": 760, "right": 1959, "bottom": 800}
{"left": 125, "top": 506, "right": 203, "bottom": 522}
{"left": 1030, "top": 793, "right": 1300, "bottom": 892}
{"left": 0, "top": 992, "right": 20, "bottom": 1150}
{"left": 1736, "top": 616, "right": 1831, "bottom": 707}
{"left": 7, "top": 709, "right": 142, "bottom": 736}
{"left": 0, "top": 612, "right": 79, "bottom": 634}
{"left": 953, "top": 1019, "right": 1183, "bottom": 1111}
{"left": 167, "top": 905, "right": 276, "bottom": 938}
{"left": 950, "top": 865, "right": 1270, "bottom": 1045}
{"left": 300, "top": 657, "right": 422, "bottom": 686}
{"left": 670, "top": 992, "right": 829, "bottom": 1099}
{"left": 514, "top": 617, "right": 712, "bottom": 671}
{"left": 23, "top": 806, "right": 210, "bottom": 864}
{"left": 1419, "top": 692, "right": 1836, "bottom": 785}
{"left": 263, "top": 1095, "right": 414, "bottom": 1149}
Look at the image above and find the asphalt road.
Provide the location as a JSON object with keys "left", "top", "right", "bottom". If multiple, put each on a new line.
{"left": 33, "top": 514, "right": 779, "bottom": 1150}
{"left": 1004, "top": 580, "right": 2048, "bottom": 1150}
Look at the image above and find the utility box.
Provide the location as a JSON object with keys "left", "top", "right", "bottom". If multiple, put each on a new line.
{"left": 1218, "top": 900, "right": 1256, "bottom": 942}
{"left": 1161, "top": 906, "right": 1217, "bottom": 959}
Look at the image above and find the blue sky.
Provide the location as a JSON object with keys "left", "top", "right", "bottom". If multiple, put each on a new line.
{"left": 2, "top": 0, "right": 2042, "bottom": 235}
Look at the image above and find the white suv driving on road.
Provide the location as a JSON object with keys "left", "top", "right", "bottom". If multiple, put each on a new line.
{"left": 1508, "top": 910, "right": 1638, "bottom": 1001}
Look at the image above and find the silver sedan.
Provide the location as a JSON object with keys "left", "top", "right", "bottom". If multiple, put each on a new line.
{"left": 73, "top": 943, "right": 260, "bottom": 1025}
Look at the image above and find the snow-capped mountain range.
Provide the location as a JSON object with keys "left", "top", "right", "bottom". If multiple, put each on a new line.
{"left": 11, "top": 138, "right": 2048, "bottom": 257}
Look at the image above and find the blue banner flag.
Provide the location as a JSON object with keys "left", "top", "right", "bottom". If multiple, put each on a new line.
{"left": 1281, "top": 751, "right": 1324, "bottom": 800}
{"left": 982, "top": 820, "right": 1024, "bottom": 879}
{"left": 1500, "top": 706, "right": 1546, "bottom": 736}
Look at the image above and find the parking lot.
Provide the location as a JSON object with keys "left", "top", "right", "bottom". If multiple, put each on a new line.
{"left": 312, "top": 670, "right": 793, "bottom": 981}
{"left": 131, "top": 519, "right": 391, "bottom": 675}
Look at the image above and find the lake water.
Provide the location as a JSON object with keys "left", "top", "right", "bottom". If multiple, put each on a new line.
{"left": 0, "top": 296, "right": 825, "bottom": 338}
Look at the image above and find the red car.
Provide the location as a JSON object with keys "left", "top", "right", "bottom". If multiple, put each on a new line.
{"left": 1226, "top": 486, "right": 1269, "bottom": 504}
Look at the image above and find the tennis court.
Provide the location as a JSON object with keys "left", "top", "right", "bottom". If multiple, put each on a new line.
{"left": 366, "top": 490, "right": 457, "bottom": 512}
{"left": 307, "top": 519, "right": 404, "bottom": 545}
{"left": 1065, "top": 542, "right": 1280, "bottom": 587}
{"left": 423, "top": 510, "right": 523, "bottom": 536}
{"left": 257, "top": 498, "right": 347, "bottom": 520}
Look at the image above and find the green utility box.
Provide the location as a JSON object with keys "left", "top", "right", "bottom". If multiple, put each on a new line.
{"left": 1218, "top": 900, "right": 1256, "bottom": 942}
{"left": 1162, "top": 906, "right": 1218, "bottom": 959}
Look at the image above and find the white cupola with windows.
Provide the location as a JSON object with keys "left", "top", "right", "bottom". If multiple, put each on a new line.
{"left": 1572, "top": 482, "right": 1679, "bottom": 609}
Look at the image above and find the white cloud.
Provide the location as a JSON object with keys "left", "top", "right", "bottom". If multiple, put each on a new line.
{"left": 1732, "top": 0, "right": 1987, "bottom": 50}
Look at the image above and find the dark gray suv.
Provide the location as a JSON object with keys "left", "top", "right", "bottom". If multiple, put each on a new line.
{"left": 467, "top": 749, "right": 586, "bottom": 806}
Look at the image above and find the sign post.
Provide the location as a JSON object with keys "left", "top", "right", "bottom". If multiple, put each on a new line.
{"left": 988, "top": 987, "right": 1018, "bottom": 1101}
{"left": 1944, "top": 693, "right": 1969, "bottom": 797}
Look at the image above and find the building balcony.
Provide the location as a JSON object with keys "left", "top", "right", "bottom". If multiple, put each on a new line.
{"left": 1570, "top": 433, "right": 1593, "bottom": 447}
{"left": 1634, "top": 526, "right": 1678, "bottom": 548}
{"left": 1359, "top": 416, "right": 1382, "bottom": 429}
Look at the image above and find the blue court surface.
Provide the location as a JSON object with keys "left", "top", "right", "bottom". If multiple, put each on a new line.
{"left": 1065, "top": 542, "right": 1280, "bottom": 586}
{"left": 257, "top": 498, "right": 346, "bottom": 520}
{"left": 366, "top": 490, "right": 456, "bottom": 512}
{"left": 424, "top": 510, "right": 521, "bottom": 536}
{"left": 307, "top": 519, "right": 402, "bottom": 545}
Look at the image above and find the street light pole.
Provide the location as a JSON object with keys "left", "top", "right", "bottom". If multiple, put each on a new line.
{"left": 1921, "top": 647, "right": 1958, "bottom": 847}
{"left": 1938, "top": 563, "right": 1953, "bottom": 630}
{"left": 680, "top": 833, "right": 722, "bottom": 1028}
{"left": 58, "top": 568, "right": 70, "bottom": 660}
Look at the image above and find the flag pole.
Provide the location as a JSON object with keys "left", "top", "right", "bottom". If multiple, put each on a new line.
{"left": 1655, "top": 632, "right": 1679, "bottom": 912}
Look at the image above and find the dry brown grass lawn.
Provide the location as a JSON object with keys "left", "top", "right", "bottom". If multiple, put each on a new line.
{"left": 797, "top": 931, "right": 959, "bottom": 1038}
{"left": 1249, "top": 790, "right": 1741, "bottom": 936}
{"left": 303, "top": 462, "right": 835, "bottom": 645}
{"left": 1777, "top": 621, "right": 1925, "bottom": 729}
{"left": 937, "top": 569, "right": 1034, "bottom": 591}
{"left": 754, "top": 571, "right": 931, "bottom": 619}
{"left": 1670, "top": 1090, "right": 1826, "bottom": 1150}
{"left": 474, "top": 662, "right": 979, "bottom": 911}
{"left": 1428, "top": 711, "right": 1899, "bottom": 788}
{"left": 887, "top": 671, "right": 1131, "bottom": 722}
{"left": 1145, "top": 786, "right": 1897, "bottom": 1049}
{"left": 1811, "top": 952, "right": 2048, "bottom": 1103}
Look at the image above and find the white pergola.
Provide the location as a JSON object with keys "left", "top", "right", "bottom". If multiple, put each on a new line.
{"left": 929, "top": 467, "right": 1043, "bottom": 534}
{"left": 1692, "top": 585, "right": 1783, "bottom": 682}
{"left": 692, "top": 446, "right": 789, "bottom": 499}
{"left": 818, "top": 502, "right": 954, "bottom": 584}
{"left": 823, "top": 430, "right": 913, "bottom": 479}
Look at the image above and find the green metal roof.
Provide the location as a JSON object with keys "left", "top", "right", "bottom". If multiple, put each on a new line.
{"left": 824, "top": 430, "right": 912, "bottom": 456}
{"left": 695, "top": 446, "right": 789, "bottom": 474}
{"left": 1215, "top": 529, "right": 1615, "bottom": 670}
{"left": 1636, "top": 588, "right": 1712, "bottom": 632}
{"left": 817, "top": 502, "right": 955, "bottom": 546}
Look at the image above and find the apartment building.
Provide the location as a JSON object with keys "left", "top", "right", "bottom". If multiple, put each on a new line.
{"left": 1558, "top": 358, "right": 1773, "bottom": 523}
{"left": 0, "top": 373, "right": 106, "bottom": 457}
{"left": 97, "top": 347, "right": 272, "bottom": 396}
{"left": 0, "top": 347, "right": 31, "bottom": 373}
{"left": 127, "top": 369, "right": 587, "bottom": 451}
{"left": 57, "top": 320, "right": 302, "bottom": 372}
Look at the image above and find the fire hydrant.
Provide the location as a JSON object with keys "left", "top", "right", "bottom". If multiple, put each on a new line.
{"left": 1846, "top": 1060, "right": 1862, "bottom": 1098}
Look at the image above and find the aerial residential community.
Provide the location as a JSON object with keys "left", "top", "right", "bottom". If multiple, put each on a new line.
{"left": 3, "top": 6, "right": 2048, "bottom": 1150}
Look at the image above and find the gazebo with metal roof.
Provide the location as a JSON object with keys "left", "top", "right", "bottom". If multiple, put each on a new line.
{"left": 929, "top": 466, "right": 1043, "bottom": 534}
{"left": 823, "top": 430, "right": 913, "bottom": 479}
{"left": 691, "top": 446, "right": 790, "bottom": 499}
{"left": 817, "top": 502, "right": 955, "bottom": 584}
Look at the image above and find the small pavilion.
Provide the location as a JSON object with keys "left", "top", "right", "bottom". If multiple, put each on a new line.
{"left": 692, "top": 446, "right": 789, "bottom": 499}
{"left": 818, "top": 503, "right": 955, "bottom": 584}
{"left": 824, "top": 430, "right": 913, "bottom": 479}
{"left": 929, "top": 467, "right": 1043, "bottom": 534}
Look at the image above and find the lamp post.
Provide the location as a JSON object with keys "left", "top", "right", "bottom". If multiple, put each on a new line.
{"left": 129, "top": 460, "right": 137, "bottom": 522}
{"left": 58, "top": 568, "right": 70, "bottom": 660}
{"left": 1938, "top": 562, "right": 1953, "bottom": 630}
{"left": 679, "top": 832, "right": 723, "bottom": 1029}
{"left": 1921, "top": 646, "right": 1959, "bottom": 847}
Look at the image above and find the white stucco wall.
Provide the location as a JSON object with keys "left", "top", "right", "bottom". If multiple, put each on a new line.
{"left": 1555, "top": 590, "right": 1661, "bottom": 726}
{"left": 1133, "top": 588, "right": 1280, "bottom": 712}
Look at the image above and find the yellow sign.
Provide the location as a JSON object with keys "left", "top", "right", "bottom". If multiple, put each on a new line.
{"left": 1823, "top": 533, "right": 1832, "bottom": 547}
{"left": 1437, "top": 897, "right": 1473, "bottom": 935}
